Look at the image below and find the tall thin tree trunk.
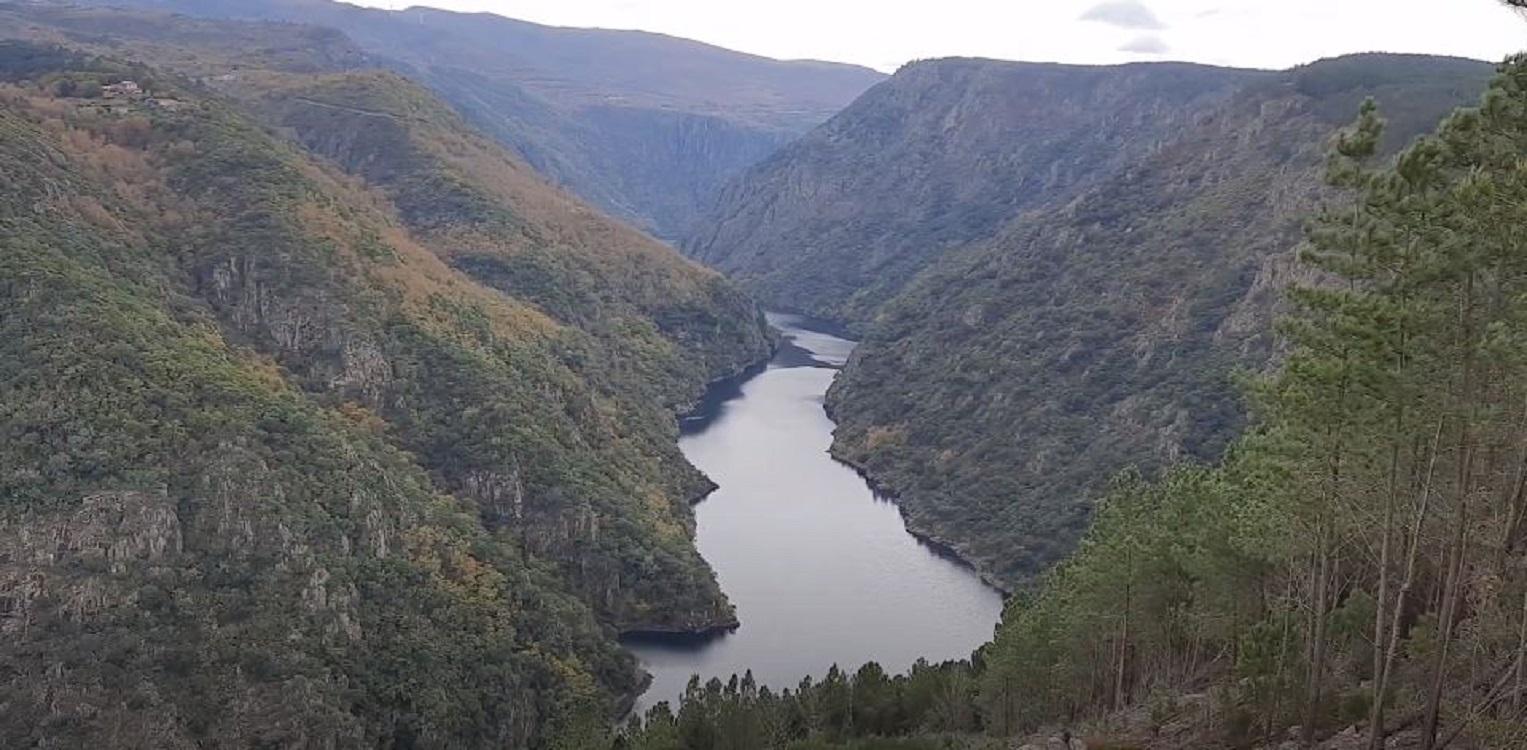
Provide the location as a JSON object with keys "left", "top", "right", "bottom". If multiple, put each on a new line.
{"left": 1423, "top": 269, "right": 1478, "bottom": 750}
{"left": 1302, "top": 521, "right": 1333, "bottom": 747}
{"left": 1423, "top": 421, "right": 1472, "bottom": 750}
{"left": 1371, "top": 271, "right": 1413, "bottom": 750}
{"left": 1116, "top": 573, "right": 1131, "bottom": 712}
{"left": 1304, "top": 385, "right": 1350, "bottom": 748}
{"left": 1494, "top": 395, "right": 1527, "bottom": 569}
{"left": 1269, "top": 579, "right": 1295, "bottom": 743}
{"left": 1515, "top": 588, "right": 1527, "bottom": 716}
{"left": 1367, "top": 441, "right": 1397, "bottom": 750}
{"left": 1502, "top": 456, "right": 1527, "bottom": 562}
{"left": 1422, "top": 477, "right": 1472, "bottom": 750}
{"left": 1374, "top": 418, "right": 1443, "bottom": 749}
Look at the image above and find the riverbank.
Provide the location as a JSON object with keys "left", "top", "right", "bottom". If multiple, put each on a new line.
{"left": 825, "top": 444, "right": 1017, "bottom": 596}
{"left": 623, "top": 314, "right": 1005, "bottom": 709}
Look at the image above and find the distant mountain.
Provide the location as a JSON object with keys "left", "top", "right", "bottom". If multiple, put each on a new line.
{"left": 686, "top": 58, "right": 1269, "bottom": 328}
{"left": 0, "top": 5, "right": 775, "bottom": 742}
{"left": 691, "top": 52, "right": 1495, "bottom": 587}
{"left": 53, "top": 0, "right": 886, "bottom": 239}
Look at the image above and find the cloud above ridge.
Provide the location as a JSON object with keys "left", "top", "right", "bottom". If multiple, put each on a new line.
{"left": 1080, "top": 0, "right": 1167, "bottom": 30}
{"left": 1119, "top": 34, "right": 1171, "bottom": 54}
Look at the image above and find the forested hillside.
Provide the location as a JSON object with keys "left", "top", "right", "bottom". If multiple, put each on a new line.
{"left": 979, "top": 63, "right": 1527, "bottom": 746}
{"left": 0, "top": 22, "right": 770, "bottom": 746}
{"left": 686, "top": 52, "right": 1491, "bottom": 589}
{"left": 825, "top": 54, "right": 1494, "bottom": 588}
{"left": 3, "top": 0, "right": 776, "bottom": 629}
{"left": 52, "top": 0, "right": 885, "bottom": 239}
{"left": 603, "top": 56, "right": 1527, "bottom": 750}
{"left": 685, "top": 58, "right": 1270, "bottom": 328}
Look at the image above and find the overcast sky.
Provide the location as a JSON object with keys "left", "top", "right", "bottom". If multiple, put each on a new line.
{"left": 349, "top": 0, "right": 1527, "bottom": 72}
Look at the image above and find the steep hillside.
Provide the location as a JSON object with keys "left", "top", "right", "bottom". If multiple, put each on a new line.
{"left": 0, "top": 33, "right": 770, "bottom": 745}
{"left": 686, "top": 58, "right": 1268, "bottom": 328}
{"left": 231, "top": 69, "right": 775, "bottom": 632}
{"left": 1, "top": 3, "right": 775, "bottom": 630}
{"left": 242, "top": 70, "right": 771, "bottom": 397}
{"left": 604, "top": 56, "right": 1527, "bottom": 750}
{"left": 58, "top": 0, "right": 886, "bottom": 238}
{"left": 824, "top": 54, "right": 1494, "bottom": 586}
{"left": 0, "top": 48, "right": 629, "bottom": 747}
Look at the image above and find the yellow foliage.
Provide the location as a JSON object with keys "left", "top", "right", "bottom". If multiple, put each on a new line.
{"left": 69, "top": 195, "right": 120, "bottom": 231}
{"left": 865, "top": 424, "right": 909, "bottom": 451}
{"left": 335, "top": 401, "right": 387, "bottom": 434}
{"left": 402, "top": 526, "right": 513, "bottom": 631}
{"left": 291, "top": 198, "right": 564, "bottom": 349}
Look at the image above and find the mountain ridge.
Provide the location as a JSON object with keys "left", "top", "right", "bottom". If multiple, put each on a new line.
{"left": 0, "top": 11, "right": 776, "bottom": 740}
{"left": 685, "top": 56, "right": 1271, "bottom": 330}
{"left": 690, "top": 51, "right": 1496, "bottom": 587}
{"left": 51, "top": 0, "right": 886, "bottom": 238}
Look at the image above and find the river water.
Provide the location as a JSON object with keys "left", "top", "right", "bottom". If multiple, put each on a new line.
{"left": 622, "top": 313, "right": 1005, "bottom": 709}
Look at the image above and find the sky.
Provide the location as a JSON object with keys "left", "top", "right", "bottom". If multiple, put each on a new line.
{"left": 349, "top": 0, "right": 1527, "bottom": 73}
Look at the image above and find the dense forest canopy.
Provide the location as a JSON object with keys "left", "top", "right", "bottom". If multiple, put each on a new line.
{"left": 616, "top": 57, "right": 1527, "bottom": 750}
{"left": 5, "top": 1, "right": 1527, "bottom": 748}
{"left": 819, "top": 53, "right": 1494, "bottom": 591}
{"left": 0, "top": 21, "right": 770, "bottom": 746}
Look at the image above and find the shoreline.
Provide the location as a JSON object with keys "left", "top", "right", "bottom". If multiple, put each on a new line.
{"left": 825, "top": 443, "right": 1015, "bottom": 597}
{"left": 620, "top": 309, "right": 1007, "bottom": 717}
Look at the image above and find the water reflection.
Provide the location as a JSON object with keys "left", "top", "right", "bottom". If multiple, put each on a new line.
{"left": 623, "top": 313, "right": 1005, "bottom": 709}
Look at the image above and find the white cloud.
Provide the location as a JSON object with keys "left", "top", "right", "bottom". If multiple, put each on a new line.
{"left": 1119, "top": 34, "right": 1171, "bottom": 54}
{"left": 1081, "top": 1, "right": 1167, "bottom": 30}
{"left": 352, "top": 0, "right": 1527, "bottom": 73}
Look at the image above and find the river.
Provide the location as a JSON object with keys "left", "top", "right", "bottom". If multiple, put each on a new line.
{"left": 622, "top": 312, "right": 1006, "bottom": 709}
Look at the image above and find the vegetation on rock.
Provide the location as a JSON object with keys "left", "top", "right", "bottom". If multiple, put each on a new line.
{"left": 814, "top": 54, "right": 1492, "bottom": 588}
{"left": 0, "top": 26, "right": 770, "bottom": 746}
{"left": 48, "top": 0, "right": 885, "bottom": 239}
{"left": 600, "top": 56, "right": 1527, "bottom": 750}
{"left": 687, "top": 58, "right": 1265, "bottom": 329}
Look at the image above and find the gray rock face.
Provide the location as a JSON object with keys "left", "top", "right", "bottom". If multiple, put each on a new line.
{"left": 0, "top": 490, "right": 182, "bottom": 636}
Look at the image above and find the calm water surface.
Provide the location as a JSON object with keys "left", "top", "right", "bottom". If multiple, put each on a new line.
{"left": 622, "top": 313, "right": 1005, "bottom": 709}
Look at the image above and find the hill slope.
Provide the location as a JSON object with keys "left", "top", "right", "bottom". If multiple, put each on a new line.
{"left": 0, "top": 26, "right": 770, "bottom": 745}
{"left": 60, "top": 0, "right": 886, "bottom": 239}
{"left": 2, "top": 0, "right": 776, "bottom": 630}
{"left": 820, "top": 54, "right": 1495, "bottom": 586}
{"left": 685, "top": 58, "right": 1269, "bottom": 328}
{"left": 0, "top": 51, "right": 623, "bottom": 747}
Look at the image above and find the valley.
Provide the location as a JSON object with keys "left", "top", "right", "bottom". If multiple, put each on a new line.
{"left": 624, "top": 314, "right": 1003, "bottom": 710}
{"left": 64, "top": 0, "right": 886, "bottom": 239}
{"left": 694, "top": 52, "right": 1496, "bottom": 588}
{"left": 2, "top": 1, "right": 1527, "bottom": 748}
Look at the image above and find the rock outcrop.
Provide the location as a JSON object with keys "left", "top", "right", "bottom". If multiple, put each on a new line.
{"left": 0, "top": 23, "right": 774, "bottom": 745}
